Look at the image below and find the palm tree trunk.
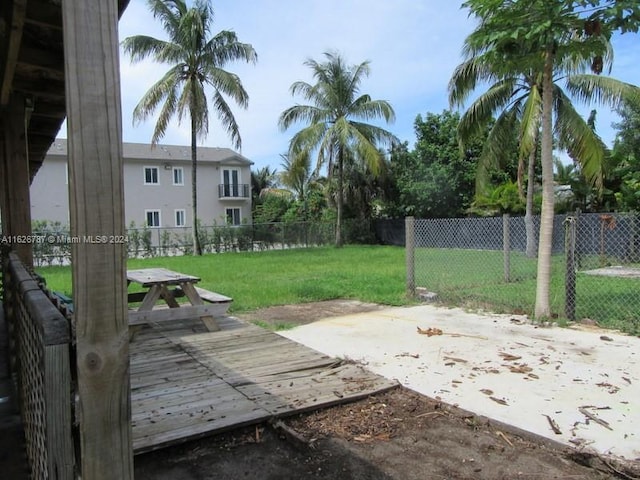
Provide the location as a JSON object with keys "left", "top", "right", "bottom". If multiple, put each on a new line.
{"left": 191, "top": 112, "right": 202, "bottom": 256}
{"left": 335, "top": 147, "right": 344, "bottom": 247}
{"left": 525, "top": 130, "right": 538, "bottom": 258}
{"left": 534, "top": 46, "right": 555, "bottom": 319}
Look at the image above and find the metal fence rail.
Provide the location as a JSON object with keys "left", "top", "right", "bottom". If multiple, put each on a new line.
{"left": 405, "top": 213, "right": 640, "bottom": 334}
{"left": 3, "top": 252, "right": 74, "bottom": 479}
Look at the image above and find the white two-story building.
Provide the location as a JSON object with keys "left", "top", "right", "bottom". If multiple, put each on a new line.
{"left": 31, "top": 138, "right": 253, "bottom": 229}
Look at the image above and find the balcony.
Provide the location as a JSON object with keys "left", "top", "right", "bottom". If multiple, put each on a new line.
{"left": 218, "top": 183, "right": 250, "bottom": 199}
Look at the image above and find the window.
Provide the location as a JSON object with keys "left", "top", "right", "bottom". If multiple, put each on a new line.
{"left": 172, "top": 167, "right": 184, "bottom": 186}
{"left": 144, "top": 166, "right": 159, "bottom": 185}
{"left": 175, "top": 209, "right": 186, "bottom": 227}
{"left": 145, "top": 210, "right": 161, "bottom": 227}
{"left": 222, "top": 168, "right": 240, "bottom": 197}
{"left": 226, "top": 207, "right": 241, "bottom": 226}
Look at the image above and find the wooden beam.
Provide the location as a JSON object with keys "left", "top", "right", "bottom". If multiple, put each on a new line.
{"left": 10, "top": 76, "right": 65, "bottom": 101}
{"left": 29, "top": 100, "right": 66, "bottom": 119}
{"left": 0, "top": 93, "right": 33, "bottom": 266}
{"left": 16, "top": 58, "right": 65, "bottom": 82}
{"left": 1, "top": 0, "right": 27, "bottom": 105}
{"left": 61, "top": 0, "right": 133, "bottom": 478}
{"left": 25, "top": 0, "right": 62, "bottom": 30}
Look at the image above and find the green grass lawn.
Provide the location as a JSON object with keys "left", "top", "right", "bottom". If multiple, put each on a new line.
{"left": 37, "top": 245, "right": 640, "bottom": 334}
{"left": 38, "top": 245, "right": 410, "bottom": 313}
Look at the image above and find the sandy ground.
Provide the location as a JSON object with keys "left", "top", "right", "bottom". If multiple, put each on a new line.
{"left": 279, "top": 304, "right": 640, "bottom": 462}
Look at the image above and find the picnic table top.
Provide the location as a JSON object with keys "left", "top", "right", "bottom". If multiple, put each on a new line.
{"left": 127, "top": 268, "right": 201, "bottom": 288}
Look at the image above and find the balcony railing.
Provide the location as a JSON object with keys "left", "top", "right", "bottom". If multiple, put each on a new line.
{"left": 218, "top": 183, "right": 250, "bottom": 199}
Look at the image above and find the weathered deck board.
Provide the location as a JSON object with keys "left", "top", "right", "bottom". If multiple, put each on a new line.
{"left": 130, "top": 317, "right": 397, "bottom": 454}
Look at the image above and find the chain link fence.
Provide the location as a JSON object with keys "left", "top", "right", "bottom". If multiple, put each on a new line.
{"left": 405, "top": 213, "right": 640, "bottom": 334}
{"left": 30, "top": 221, "right": 340, "bottom": 265}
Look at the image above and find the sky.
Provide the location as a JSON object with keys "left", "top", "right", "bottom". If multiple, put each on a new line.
{"left": 102, "top": 0, "right": 640, "bottom": 172}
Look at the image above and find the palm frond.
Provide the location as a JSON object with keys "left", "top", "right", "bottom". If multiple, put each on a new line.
{"left": 566, "top": 74, "right": 640, "bottom": 110}
{"left": 349, "top": 97, "right": 396, "bottom": 123}
{"left": 146, "top": 0, "right": 185, "bottom": 38}
{"left": 554, "top": 87, "right": 606, "bottom": 191}
{"left": 457, "top": 79, "right": 519, "bottom": 143}
{"left": 288, "top": 122, "right": 330, "bottom": 160}
{"left": 346, "top": 59, "right": 371, "bottom": 97}
{"left": 132, "top": 65, "right": 182, "bottom": 124}
{"left": 278, "top": 105, "right": 328, "bottom": 131}
{"left": 448, "top": 55, "right": 501, "bottom": 108}
{"left": 211, "top": 90, "right": 242, "bottom": 150}
{"left": 121, "top": 35, "right": 173, "bottom": 63}
{"left": 475, "top": 108, "right": 519, "bottom": 195}
{"left": 348, "top": 121, "right": 399, "bottom": 149}
{"left": 202, "top": 66, "right": 249, "bottom": 108}
{"left": 348, "top": 127, "right": 385, "bottom": 176}
{"left": 518, "top": 83, "right": 542, "bottom": 161}
{"left": 205, "top": 30, "right": 258, "bottom": 66}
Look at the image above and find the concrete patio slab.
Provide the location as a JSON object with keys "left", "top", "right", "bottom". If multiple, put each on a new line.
{"left": 280, "top": 304, "right": 640, "bottom": 461}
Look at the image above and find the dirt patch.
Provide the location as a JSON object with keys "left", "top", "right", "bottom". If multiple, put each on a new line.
{"left": 134, "top": 387, "right": 615, "bottom": 479}
{"left": 235, "top": 299, "right": 387, "bottom": 328}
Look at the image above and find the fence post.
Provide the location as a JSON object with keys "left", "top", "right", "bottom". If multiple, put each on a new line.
{"left": 503, "top": 213, "right": 511, "bottom": 283}
{"left": 564, "top": 216, "right": 577, "bottom": 321}
{"left": 405, "top": 216, "right": 415, "bottom": 298}
{"left": 282, "top": 222, "right": 286, "bottom": 249}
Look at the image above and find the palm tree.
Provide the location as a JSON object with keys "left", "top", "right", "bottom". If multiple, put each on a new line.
{"left": 279, "top": 152, "right": 313, "bottom": 202}
{"left": 251, "top": 166, "right": 279, "bottom": 202}
{"left": 278, "top": 51, "right": 398, "bottom": 247}
{"left": 449, "top": 50, "right": 623, "bottom": 257}
{"left": 450, "top": 64, "right": 544, "bottom": 257}
{"left": 122, "top": 0, "right": 257, "bottom": 255}
{"left": 455, "top": 0, "right": 640, "bottom": 318}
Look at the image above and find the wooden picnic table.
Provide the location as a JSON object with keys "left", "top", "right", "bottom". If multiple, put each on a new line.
{"left": 127, "top": 268, "right": 228, "bottom": 332}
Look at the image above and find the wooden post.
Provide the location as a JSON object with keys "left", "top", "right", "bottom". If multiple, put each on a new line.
{"left": 61, "top": 1, "right": 133, "bottom": 478}
{"left": 405, "top": 216, "right": 415, "bottom": 298}
{"left": 0, "top": 94, "right": 33, "bottom": 266}
{"left": 503, "top": 213, "right": 510, "bottom": 283}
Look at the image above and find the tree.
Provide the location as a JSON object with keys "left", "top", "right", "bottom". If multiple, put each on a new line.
{"left": 386, "top": 111, "right": 492, "bottom": 218}
{"left": 460, "top": 0, "right": 640, "bottom": 319}
{"left": 278, "top": 51, "right": 398, "bottom": 246}
{"left": 450, "top": 62, "right": 543, "bottom": 256}
{"left": 251, "top": 166, "right": 279, "bottom": 203}
{"left": 611, "top": 99, "right": 640, "bottom": 211}
{"left": 468, "top": 180, "right": 526, "bottom": 216}
{"left": 449, "top": 30, "right": 625, "bottom": 256}
{"left": 339, "top": 147, "right": 391, "bottom": 242}
{"left": 122, "top": 0, "right": 257, "bottom": 255}
{"left": 279, "top": 152, "right": 313, "bottom": 202}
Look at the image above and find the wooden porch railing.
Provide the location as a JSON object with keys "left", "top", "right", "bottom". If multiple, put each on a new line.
{"left": 2, "top": 251, "right": 74, "bottom": 479}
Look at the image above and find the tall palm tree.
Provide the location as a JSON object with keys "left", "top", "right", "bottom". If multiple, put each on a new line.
{"left": 449, "top": 46, "right": 624, "bottom": 257}
{"left": 450, "top": 64, "right": 544, "bottom": 257}
{"left": 455, "top": 0, "right": 640, "bottom": 318}
{"left": 278, "top": 51, "right": 398, "bottom": 247}
{"left": 122, "top": 0, "right": 257, "bottom": 255}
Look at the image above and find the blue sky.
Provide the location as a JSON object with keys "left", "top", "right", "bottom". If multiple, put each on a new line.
{"left": 113, "top": 0, "right": 640, "bottom": 171}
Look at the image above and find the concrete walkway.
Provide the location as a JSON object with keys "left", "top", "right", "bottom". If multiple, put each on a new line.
{"left": 280, "top": 304, "right": 640, "bottom": 461}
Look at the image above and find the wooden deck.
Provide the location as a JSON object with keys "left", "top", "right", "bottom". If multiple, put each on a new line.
{"left": 130, "top": 317, "right": 398, "bottom": 453}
